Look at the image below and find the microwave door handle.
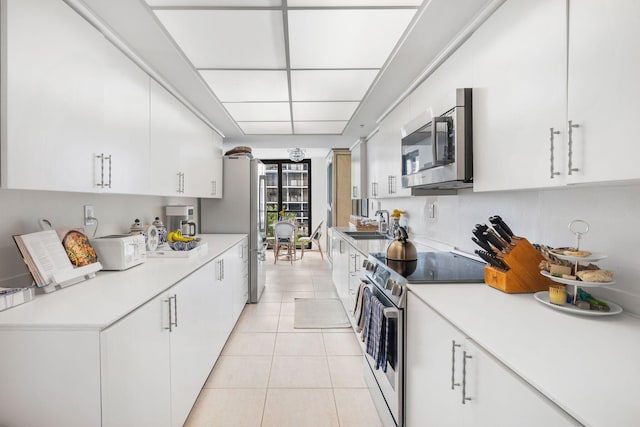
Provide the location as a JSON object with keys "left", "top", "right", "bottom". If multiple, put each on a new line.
{"left": 432, "top": 116, "right": 452, "bottom": 165}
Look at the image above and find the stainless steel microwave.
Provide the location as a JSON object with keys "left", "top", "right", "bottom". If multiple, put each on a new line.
{"left": 401, "top": 88, "right": 473, "bottom": 194}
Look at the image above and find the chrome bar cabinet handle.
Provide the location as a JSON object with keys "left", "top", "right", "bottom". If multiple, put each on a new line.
{"left": 164, "top": 297, "right": 173, "bottom": 332}
{"left": 549, "top": 128, "right": 561, "bottom": 179}
{"left": 172, "top": 295, "right": 178, "bottom": 328}
{"left": 568, "top": 120, "right": 580, "bottom": 175}
{"left": 462, "top": 350, "right": 472, "bottom": 404}
{"left": 105, "top": 154, "right": 112, "bottom": 188}
{"left": 451, "top": 340, "right": 461, "bottom": 389}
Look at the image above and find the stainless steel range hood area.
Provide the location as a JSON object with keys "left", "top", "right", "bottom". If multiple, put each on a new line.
{"left": 401, "top": 88, "right": 474, "bottom": 195}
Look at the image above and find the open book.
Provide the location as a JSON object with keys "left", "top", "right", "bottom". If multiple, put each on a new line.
{"left": 13, "top": 230, "right": 101, "bottom": 288}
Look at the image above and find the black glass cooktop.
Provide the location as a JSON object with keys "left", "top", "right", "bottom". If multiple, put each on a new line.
{"left": 371, "top": 251, "right": 485, "bottom": 283}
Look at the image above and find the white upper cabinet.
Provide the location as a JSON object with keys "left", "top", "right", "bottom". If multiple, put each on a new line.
{"left": 101, "top": 41, "right": 151, "bottom": 194}
{"left": 3, "top": 0, "right": 104, "bottom": 192}
{"left": 2, "top": 0, "right": 221, "bottom": 197}
{"left": 366, "top": 124, "right": 411, "bottom": 199}
{"left": 350, "top": 138, "right": 367, "bottom": 199}
{"left": 471, "top": 0, "right": 568, "bottom": 192}
{"left": 149, "top": 80, "right": 223, "bottom": 198}
{"left": 473, "top": 0, "right": 640, "bottom": 191}
{"left": 566, "top": 0, "right": 640, "bottom": 184}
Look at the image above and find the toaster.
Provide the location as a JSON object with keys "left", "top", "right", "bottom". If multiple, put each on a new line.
{"left": 91, "top": 234, "right": 146, "bottom": 270}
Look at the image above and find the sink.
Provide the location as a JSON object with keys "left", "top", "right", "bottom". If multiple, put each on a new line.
{"left": 343, "top": 231, "right": 391, "bottom": 240}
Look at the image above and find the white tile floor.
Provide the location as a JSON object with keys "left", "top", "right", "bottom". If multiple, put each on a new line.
{"left": 184, "top": 251, "right": 383, "bottom": 427}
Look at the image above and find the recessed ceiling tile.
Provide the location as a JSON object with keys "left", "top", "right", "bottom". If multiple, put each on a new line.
{"left": 154, "top": 10, "right": 285, "bottom": 68}
{"left": 294, "top": 121, "right": 347, "bottom": 134}
{"left": 148, "top": 1, "right": 281, "bottom": 6}
{"left": 288, "top": 9, "right": 416, "bottom": 69}
{"left": 289, "top": 0, "right": 421, "bottom": 5}
{"left": 224, "top": 102, "right": 291, "bottom": 121}
{"left": 292, "top": 102, "right": 359, "bottom": 121}
{"left": 200, "top": 70, "right": 289, "bottom": 102}
{"left": 238, "top": 122, "right": 292, "bottom": 134}
{"left": 290, "top": 70, "right": 378, "bottom": 101}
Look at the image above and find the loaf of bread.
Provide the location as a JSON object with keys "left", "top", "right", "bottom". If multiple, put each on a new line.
{"left": 576, "top": 269, "right": 613, "bottom": 282}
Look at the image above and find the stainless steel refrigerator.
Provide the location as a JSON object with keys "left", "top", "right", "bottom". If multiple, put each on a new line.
{"left": 199, "top": 156, "right": 267, "bottom": 303}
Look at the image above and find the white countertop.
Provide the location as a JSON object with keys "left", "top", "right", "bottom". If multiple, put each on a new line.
{"left": 408, "top": 284, "right": 640, "bottom": 427}
{"left": 0, "top": 234, "right": 246, "bottom": 330}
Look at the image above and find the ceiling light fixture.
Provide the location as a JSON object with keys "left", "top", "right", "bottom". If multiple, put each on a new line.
{"left": 288, "top": 148, "right": 306, "bottom": 162}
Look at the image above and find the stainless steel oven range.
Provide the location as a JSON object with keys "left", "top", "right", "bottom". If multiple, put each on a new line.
{"left": 355, "top": 250, "right": 485, "bottom": 427}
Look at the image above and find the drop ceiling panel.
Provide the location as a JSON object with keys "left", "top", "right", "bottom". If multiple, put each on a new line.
{"left": 200, "top": 70, "right": 289, "bottom": 102}
{"left": 290, "top": 69, "right": 379, "bottom": 101}
{"left": 292, "top": 102, "right": 359, "bottom": 121}
{"left": 238, "top": 122, "right": 292, "bottom": 134}
{"left": 224, "top": 102, "right": 291, "bottom": 121}
{"left": 154, "top": 10, "right": 286, "bottom": 68}
{"left": 149, "top": 1, "right": 281, "bottom": 6}
{"left": 294, "top": 121, "right": 348, "bottom": 134}
{"left": 289, "top": 0, "right": 421, "bottom": 5}
{"left": 288, "top": 9, "right": 416, "bottom": 69}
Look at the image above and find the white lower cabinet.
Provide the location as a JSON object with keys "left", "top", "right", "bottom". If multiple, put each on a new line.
{"left": 406, "top": 292, "right": 579, "bottom": 427}
{"left": 100, "top": 240, "right": 246, "bottom": 427}
{"left": 332, "top": 233, "right": 350, "bottom": 311}
{"left": 347, "top": 248, "right": 364, "bottom": 312}
{"left": 100, "top": 292, "right": 172, "bottom": 427}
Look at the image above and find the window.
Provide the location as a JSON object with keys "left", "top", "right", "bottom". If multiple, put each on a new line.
{"left": 263, "top": 159, "right": 312, "bottom": 246}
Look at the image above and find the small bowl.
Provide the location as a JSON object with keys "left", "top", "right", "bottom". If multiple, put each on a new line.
{"left": 168, "top": 240, "right": 198, "bottom": 251}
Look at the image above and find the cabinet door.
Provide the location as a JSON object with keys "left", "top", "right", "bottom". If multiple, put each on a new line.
{"left": 169, "top": 261, "right": 220, "bottom": 427}
{"left": 566, "top": 0, "right": 640, "bottom": 184}
{"left": 180, "top": 117, "right": 221, "bottom": 198}
{"left": 350, "top": 140, "right": 367, "bottom": 199}
{"left": 3, "top": 0, "right": 103, "bottom": 192}
{"left": 347, "top": 249, "right": 363, "bottom": 312}
{"left": 332, "top": 235, "right": 350, "bottom": 311}
{"left": 149, "top": 80, "right": 186, "bottom": 195}
{"left": 367, "top": 126, "right": 410, "bottom": 198}
{"left": 366, "top": 131, "right": 381, "bottom": 199}
{"left": 214, "top": 257, "right": 235, "bottom": 352}
{"left": 101, "top": 41, "right": 150, "bottom": 194}
{"left": 229, "top": 239, "right": 249, "bottom": 323}
{"left": 406, "top": 292, "right": 464, "bottom": 426}
{"left": 100, "top": 293, "right": 171, "bottom": 427}
{"left": 462, "top": 338, "right": 579, "bottom": 426}
{"left": 472, "top": 0, "right": 567, "bottom": 191}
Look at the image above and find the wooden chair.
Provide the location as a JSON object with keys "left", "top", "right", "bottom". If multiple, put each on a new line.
{"left": 273, "top": 221, "right": 296, "bottom": 264}
{"left": 298, "top": 220, "right": 324, "bottom": 259}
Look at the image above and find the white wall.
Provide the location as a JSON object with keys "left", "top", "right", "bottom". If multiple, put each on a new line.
{"left": 0, "top": 189, "right": 196, "bottom": 285}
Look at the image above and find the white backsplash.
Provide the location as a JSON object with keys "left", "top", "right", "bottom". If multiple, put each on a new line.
{"left": 376, "top": 182, "right": 640, "bottom": 316}
{"left": 0, "top": 189, "right": 196, "bottom": 286}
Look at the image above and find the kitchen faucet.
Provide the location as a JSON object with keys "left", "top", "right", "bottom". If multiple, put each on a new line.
{"left": 375, "top": 210, "right": 390, "bottom": 236}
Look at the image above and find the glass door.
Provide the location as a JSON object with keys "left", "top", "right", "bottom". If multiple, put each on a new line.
{"left": 263, "top": 159, "right": 312, "bottom": 247}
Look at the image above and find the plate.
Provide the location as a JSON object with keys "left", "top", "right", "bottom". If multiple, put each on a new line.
{"left": 540, "top": 270, "right": 616, "bottom": 287}
{"left": 551, "top": 251, "right": 608, "bottom": 263}
{"left": 534, "top": 291, "right": 622, "bottom": 316}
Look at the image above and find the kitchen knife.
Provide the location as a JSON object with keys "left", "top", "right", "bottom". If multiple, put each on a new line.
{"left": 472, "top": 227, "right": 491, "bottom": 246}
{"left": 474, "top": 223, "right": 490, "bottom": 234}
{"left": 483, "top": 231, "right": 506, "bottom": 253}
{"left": 489, "top": 219, "right": 513, "bottom": 244}
{"left": 471, "top": 236, "right": 496, "bottom": 256}
{"left": 490, "top": 215, "right": 515, "bottom": 238}
{"left": 475, "top": 250, "right": 510, "bottom": 271}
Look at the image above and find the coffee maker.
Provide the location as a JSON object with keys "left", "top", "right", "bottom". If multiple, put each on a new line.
{"left": 165, "top": 205, "right": 197, "bottom": 236}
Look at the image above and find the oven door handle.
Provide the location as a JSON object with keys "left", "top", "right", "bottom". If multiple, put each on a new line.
{"left": 383, "top": 307, "right": 399, "bottom": 319}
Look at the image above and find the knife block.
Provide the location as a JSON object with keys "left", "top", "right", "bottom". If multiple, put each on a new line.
{"left": 484, "top": 238, "right": 553, "bottom": 293}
